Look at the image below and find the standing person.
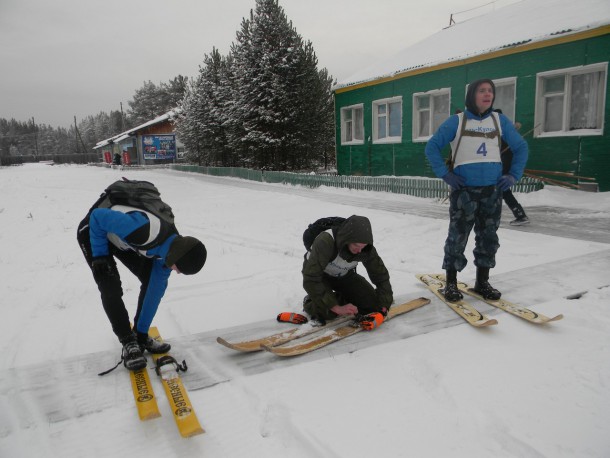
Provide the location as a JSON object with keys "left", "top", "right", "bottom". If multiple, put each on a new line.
{"left": 495, "top": 109, "right": 530, "bottom": 226}
{"left": 425, "top": 79, "right": 528, "bottom": 302}
{"left": 77, "top": 187, "right": 207, "bottom": 371}
{"left": 301, "top": 215, "right": 393, "bottom": 329}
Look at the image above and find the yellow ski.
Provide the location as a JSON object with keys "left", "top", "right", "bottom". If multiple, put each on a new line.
{"left": 148, "top": 327, "right": 204, "bottom": 438}
{"left": 129, "top": 367, "right": 161, "bottom": 421}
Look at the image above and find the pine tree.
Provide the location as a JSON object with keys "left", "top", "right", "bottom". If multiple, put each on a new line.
{"left": 230, "top": 0, "right": 335, "bottom": 170}
{"left": 127, "top": 77, "right": 187, "bottom": 126}
{"left": 176, "top": 49, "right": 234, "bottom": 166}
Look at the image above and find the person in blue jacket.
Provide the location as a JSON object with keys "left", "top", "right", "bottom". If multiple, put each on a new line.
{"left": 77, "top": 198, "right": 207, "bottom": 371}
{"left": 425, "top": 78, "right": 528, "bottom": 302}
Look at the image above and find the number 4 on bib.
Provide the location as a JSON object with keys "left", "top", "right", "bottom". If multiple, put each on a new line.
{"left": 477, "top": 142, "right": 488, "bottom": 156}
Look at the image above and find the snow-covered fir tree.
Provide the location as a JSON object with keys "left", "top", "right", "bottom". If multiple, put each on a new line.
{"left": 177, "top": 49, "right": 235, "bottom": 166}
{"left": 229, "top": 0, "right": 334, "bottom": 170}
{"left": 128, "top": 77, "right": 187, "bottom": 126}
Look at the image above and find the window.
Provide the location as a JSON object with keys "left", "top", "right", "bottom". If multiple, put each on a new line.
{"left": 372, "top": 97, "right": 402, "bottom": 143}
{"left": 340, "top": 104, "right": 364, "bottom": 144}
{"left": 492, "top": 77, "right": 517, "bottom": 122}
{"left": 535, "top": 63, "right": 607, "bottom": 137}
{"left": 412, "top": 89, "right": 450, "bottom": 141}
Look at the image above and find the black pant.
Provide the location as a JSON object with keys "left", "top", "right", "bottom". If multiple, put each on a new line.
{"left": 503, "top": 190, "right": 528, "bottom": 218}
{"left": 326, "top": 272, "right": 378, "bottom": 313}
{"left": 77, "top": 215, "right": 153, "bottom": 342}
{"left": 503, "top": 189, "right": 519, "bottom": 211}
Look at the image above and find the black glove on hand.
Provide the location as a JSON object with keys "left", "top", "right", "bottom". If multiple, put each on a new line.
{"left": 91, "top": 256, "right": 114, "bottom": 276}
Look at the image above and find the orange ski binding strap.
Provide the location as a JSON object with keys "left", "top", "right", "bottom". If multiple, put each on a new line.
{"left": 277, "top": 312, "right": 308, "bottom": 324}
{"left": 358, "top": 312, "right": 385, "bottom": 331}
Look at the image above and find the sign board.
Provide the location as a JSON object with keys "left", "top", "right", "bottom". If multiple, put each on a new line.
{"left": 142, "top": 134, "right": 176, "bottom": 160}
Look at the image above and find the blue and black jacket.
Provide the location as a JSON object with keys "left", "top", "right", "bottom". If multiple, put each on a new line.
{"left": 89, "top": 206, "right": 177, "bottom": 333}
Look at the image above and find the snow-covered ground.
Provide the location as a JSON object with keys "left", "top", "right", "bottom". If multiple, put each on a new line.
{"left": 0, "top": 163, "right": 608, "bottom": 457}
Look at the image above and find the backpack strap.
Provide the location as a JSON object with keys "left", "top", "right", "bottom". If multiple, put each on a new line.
{"left": 490, "top": 111, "right": 502, "bottom": 150}
{"left": 447, "top": 113, "right": 468, "bottom": 172}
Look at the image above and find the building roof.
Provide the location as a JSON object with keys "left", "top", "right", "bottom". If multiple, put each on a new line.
{"left": 334, "top": 0, "right": 610, "bottom": 92}
{"left": 93, "top": 109, "right": 180, "bottom": 149}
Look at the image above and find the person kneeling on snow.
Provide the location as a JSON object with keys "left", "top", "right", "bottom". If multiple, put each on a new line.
{"left": 301, "top": 215, "right": 393, "bottom": 330}
{"left": 77, "top": 191, "right": 206, "bottom": 371}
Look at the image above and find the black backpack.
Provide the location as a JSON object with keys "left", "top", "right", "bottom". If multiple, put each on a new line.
{"left": 95, "top": 178, "right": 175, "bottom": 227}
{"left": 303, "top": 216, "right": 346, "bottom": 251}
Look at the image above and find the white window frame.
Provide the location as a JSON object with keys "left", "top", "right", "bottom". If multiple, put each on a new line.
{"left": 340, "top": 104, "right": 364, "bottom": 145}
{"left": 534, "top": 62, "right": 607, "bottom": 138}
{"left": 412, "top": 88, "right": 450, "bottom": 142}
{"left": 492, "top": 77, "right": 517, "bottom": 122}
{"left": 372, "top": 96, "right": 402, "bottom": 144}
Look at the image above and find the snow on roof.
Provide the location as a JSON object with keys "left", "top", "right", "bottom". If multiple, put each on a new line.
{"left": 93, "top": 108, "right": 180, "bottom": 149}
{"left": 334, "top": 0, "right": 610, "bottom": 91}
{"left": 112, "top": 134, "right": 130, "bottom": 143}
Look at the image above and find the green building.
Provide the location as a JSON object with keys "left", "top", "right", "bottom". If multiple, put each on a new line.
{"left": 333, "top": 0, "right": 610, "bottom": 191}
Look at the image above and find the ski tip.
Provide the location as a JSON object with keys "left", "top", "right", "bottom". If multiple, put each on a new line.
{"left": 548, "top": 314, "right": 564, "bottom": 322}
{"left": 477, "top": 318, "right": 498, "bottom": 326}
{"left": 216, "top": 336, "right": 262, "bottom": 352}
{"left": 216, "top": 336, "right": 228, "bottom": 345}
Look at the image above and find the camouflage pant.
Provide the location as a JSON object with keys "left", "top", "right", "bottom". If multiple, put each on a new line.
{"left": 442, "top": 186, "right": 502, "bottom": 272}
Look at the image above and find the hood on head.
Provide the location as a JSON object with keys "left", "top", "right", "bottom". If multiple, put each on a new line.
{"left": 334, "top": 215, "right": 373, "bottom": 252}
{"left": 465, "top": 78, "right": 495, "bottom": 116}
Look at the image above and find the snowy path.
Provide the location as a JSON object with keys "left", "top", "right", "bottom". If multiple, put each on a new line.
{"left": 1, "top": 165, "right": 609, "bottom": 458}
{"left": 167, "top": 170, "right": 610, "bottom": 244}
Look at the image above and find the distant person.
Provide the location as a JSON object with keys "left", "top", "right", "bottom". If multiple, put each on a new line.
{"left": 495, "top": 109, "right": 529, "bottom": 226}
{"left": 113, "top": 153, "right": 122, "bottom": 166}
{"left": 301, "top": 215, "right": 393, "bottom": 330}
{"left": 425, "top": 78, "right": 528, "bottom": 302}
{"left": 77, "top": 184, "right": 207, "bottom": 371}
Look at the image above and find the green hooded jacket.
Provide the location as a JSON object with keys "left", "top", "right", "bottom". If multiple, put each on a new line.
{"left": 302, "top": 215, "right": 393, "bottom": 318}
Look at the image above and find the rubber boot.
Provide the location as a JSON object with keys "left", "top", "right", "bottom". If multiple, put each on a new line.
{"left": 473, "top": 267, "right": 501, "bottom": 300}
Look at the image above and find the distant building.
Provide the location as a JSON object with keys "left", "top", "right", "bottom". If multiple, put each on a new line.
{"left": 333, "top": 0, "right": 610, "bottom": 191}
{"left": 94, "top": 110, "right": 184, "bottom": 166}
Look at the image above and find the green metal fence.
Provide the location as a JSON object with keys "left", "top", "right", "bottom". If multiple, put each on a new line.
{"left": 170, "top": 165, "right": 543, "bottom": 199}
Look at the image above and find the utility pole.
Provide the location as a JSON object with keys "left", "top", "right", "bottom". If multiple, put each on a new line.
{"left": 120, "top": 102, "right": 125, "bottom": 131}
{"left": 32, "top": 117, "right": 39, "bottom": 158}
{"left": 74, "top": 116, "right": 88, "bottom": 154}
{"left": 74, "top": 116, "right": 79, "bottom": 153}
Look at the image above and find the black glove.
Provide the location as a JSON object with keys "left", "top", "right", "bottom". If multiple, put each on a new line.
{"left": 91, "top": 256, "right": 114, "bottom": 276}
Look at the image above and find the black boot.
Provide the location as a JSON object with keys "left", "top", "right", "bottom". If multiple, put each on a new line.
{"left": 120, "top": 333, "right": 147, "bottom": 371}
{"left": 474, "top": 267, "right": 501, "bottom": 300}
{"left": 137, "top": 332, "right": 171, "bottom": 354}
{"left": 509, "top": 204, "right": 529, "bottom": 226}
{"left": 443, "top": 269, "right": 463, "bottom": 302}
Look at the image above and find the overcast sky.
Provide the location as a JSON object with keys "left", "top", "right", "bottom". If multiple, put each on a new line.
{"left": 0, "top": 0, "right": 519, "bottom": 128}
